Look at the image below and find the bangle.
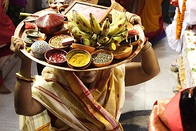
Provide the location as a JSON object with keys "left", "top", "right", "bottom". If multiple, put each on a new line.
{"left": 140, "top": 41, "right": 152, "bottom": 53}
{"left": 16, "top": 73, "right": 34, "bottom": 83}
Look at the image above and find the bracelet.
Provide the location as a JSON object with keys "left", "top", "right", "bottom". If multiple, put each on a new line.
{"left": 16, "top": 72, "right": 34, "bottom": 83}
{"left": 140, "top": 41, "right": 152, "bottom": 53}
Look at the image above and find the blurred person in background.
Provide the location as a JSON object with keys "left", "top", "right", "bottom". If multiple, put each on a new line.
{"left": 162, "top": 0, "right": 172, "bottom": 24}
{"left": 115, "top": 0, "right": 166, "bottom": 43}
{"left": 6, "top": 0, "right": 27, "bottom": 26}
{"left": 0, "top": 0, "right": 15, "bottom": 94}
{"left": 166, "top": 0, "right": 196, "bottom": 53}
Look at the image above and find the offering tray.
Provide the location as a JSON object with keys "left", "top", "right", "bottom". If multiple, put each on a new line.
{"left": 14, "top": 9, "right": 145, "bottom": 71}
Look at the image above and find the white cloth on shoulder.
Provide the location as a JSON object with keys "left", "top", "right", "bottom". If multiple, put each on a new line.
{"left": 165, "top": 0, "right": 196, "bottom": 53}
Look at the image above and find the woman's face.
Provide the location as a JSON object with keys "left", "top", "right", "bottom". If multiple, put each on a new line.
{"left": 75, "top": 70, "right": 98, "bottom": 84}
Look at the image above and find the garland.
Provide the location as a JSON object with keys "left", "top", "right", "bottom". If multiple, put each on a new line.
{"left": 176, "top": 0, "right": 187, "bottom": 40}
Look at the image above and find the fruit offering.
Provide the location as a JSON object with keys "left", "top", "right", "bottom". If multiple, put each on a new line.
{"left": 66, "top": 9, "right": 131, "bottom": 51}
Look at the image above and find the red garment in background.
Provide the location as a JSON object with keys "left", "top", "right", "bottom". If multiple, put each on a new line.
{"left": 0, "top": 76, "right": 3, "bottom": 85}
{"left": 0, "top": 0, "right": 15, "bottom": 46}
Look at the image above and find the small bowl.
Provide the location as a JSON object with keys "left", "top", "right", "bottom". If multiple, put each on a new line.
{"left": 72, "top": 43, "right": 95, "bottom": 53}
{"left": 113, "top": 45, "right": 133, "bottom": 59}
{"left": 26, "top": 29, "right": 40, "bottom": 38}
{"left": 44, "top": 48, "right": 67, "bottom": 65}
{"left": 49, "top": 34, "right": 74, "bottom": 49}
{"left": 66, "top": 49, "right": 92, "bottom": 69}
{"left": 91, "top": 49, "right": 113, "bottom": 67}
{"left": 22, "top": 29, "right": 47, "bottom": 46}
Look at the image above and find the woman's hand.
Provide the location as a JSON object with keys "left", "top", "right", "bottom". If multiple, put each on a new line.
{"left": 2, "top": 0, "right": 9, "bottom": 13}
{"left": 10, "top": 36, "right": 31, "bottom": 62}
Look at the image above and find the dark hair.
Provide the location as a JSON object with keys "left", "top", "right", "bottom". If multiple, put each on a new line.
{"left": 180, "top": 87, "right": 196, "bottom": 120}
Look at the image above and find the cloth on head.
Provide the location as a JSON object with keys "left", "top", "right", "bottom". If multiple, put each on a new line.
{"left": 19, "top": 65, "right": 125, "bottom": 131}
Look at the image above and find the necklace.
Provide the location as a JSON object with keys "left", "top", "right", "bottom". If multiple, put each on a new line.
{"left": 176, "top": 0, "right": 187, "bottom": 40}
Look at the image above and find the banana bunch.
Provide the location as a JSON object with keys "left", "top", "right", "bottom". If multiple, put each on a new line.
{"left": 66, "top": 9, "right": 129, "bottom": 50}
{"left": 97, "top": 10, "right": 129, "bottom": 50}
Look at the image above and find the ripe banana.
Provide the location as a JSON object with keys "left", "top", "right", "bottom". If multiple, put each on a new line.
{"left": 97, "top": 35, "right": 111, "bottom": 45}
{"left": 110, "top": 10, "right": 126, "bottom": 26}
{"left": 67, "top": 21, "right": 77, "bottom": 32}
{"left": 81, "top": 38, "right": 91, "bottom": 46}
{"left": 90, "top": 34, "right": 98, "bottom": 46}
{"left": 111, "top": 29, "right": 128, "bottom": 45}
{"left": 66, "top": 12, "right": 73, "bottom": 22}
{"left": 81, "top": 37, "right": 97, "bottom": 46}
{"left": 110, "top": 9, "right": 120, "bottom": 23}
{"left": 71, "top": 26, "right": 92, "bottom": 40}
{"left": 100, "top": 18, "right": 110, "bottom": 36}
{"left": 66, "top": 10, "right": 77, "bottom": 23}
{"left": 108, "top": 42, "right": 116, "bottom": 51}
{"left": 109, "top": 12, "right": 127, "bottom": 36}
{"left": 74, "top": 11, "right": 92, "bottom": 33}
{"left": 89, "top": 13, "right": 101, "bottom": 34}
{"left": 117, "top": 29, "right": 129, "bottom": 41}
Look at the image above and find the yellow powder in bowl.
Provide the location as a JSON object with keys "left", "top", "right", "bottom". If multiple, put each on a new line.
{"left": 69, "top": 53, "right": 90, "bottom": 67}
{"left": 66, "top": 49, "right": 91, "bottom": 68}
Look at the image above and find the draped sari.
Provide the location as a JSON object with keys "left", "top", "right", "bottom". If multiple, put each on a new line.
{"left": 19, "top": 65, "right": 125, "bottom": 131}
{"left": 116, "top": 0, "right": 165, "bottom": 43}
{"left": 0, "top": 0, "right": 15, "bottom": 46}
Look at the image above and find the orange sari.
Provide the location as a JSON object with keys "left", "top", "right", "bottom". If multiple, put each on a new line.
{"left": 116, "top": 0, "right": 165, "bottom": 43}
{"left": 19, "top": 65, "right": 125, "bottom": 131}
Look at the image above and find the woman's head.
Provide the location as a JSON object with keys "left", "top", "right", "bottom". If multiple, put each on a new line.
{"left": 75, "top": 70, "right": 98, "bottom": 84}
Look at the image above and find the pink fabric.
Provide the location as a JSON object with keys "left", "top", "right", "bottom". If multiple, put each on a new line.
{"left": 164, "top": 91, "right": 183, "bottom": 131}
{"left": 164, "top": 88, "right": 190, "bottom": 131}
{"left": 0, "top": 0, "right": 15, "bottom": 45}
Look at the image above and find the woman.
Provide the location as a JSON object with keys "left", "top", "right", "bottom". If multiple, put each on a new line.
{"left": 0, "top": 0, "right": 15, "bottom": 94}
{"left": 10, "top": 36, "right": 159, "bottom": 130}
{"left": 10, "top": 10, "right": 160, "bottom": 131}
{"left": 166, "top": 0, "right": 196, "bottom": 53}
{"left": 149, "top": 87, "right": 196, "bottom": 131}
{"left": 115, "top": 0, "right": 165, "bottom": 43}
{"left": 0, "top": 0, "right": 15, "bottom": 47}
{"left": 6, "top": 0, "right": 27, "bottom": 26}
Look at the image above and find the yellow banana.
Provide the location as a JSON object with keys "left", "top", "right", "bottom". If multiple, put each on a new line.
{"left": 100, "top": 18, "right": 110, "bottom": 36}
{"left": 75, "top": 11, "right": 92, "bottom": 33}
{"left": 110, "top": 10, "right": 126, "bottom": 26}
{"left": 67, "top": 10, "right": 77, "bottom": 23}
{"left": 67, "top": 21, "right": 77, "bottom": 32}
{"left": 89, "top": 13, "right": 101, "bottom": 34}
{"left": 71, "top": 26, "right": 92, "bottom": 40}
{"left": 112, "top": 29, "right": 128, "bottom": 45}
{"left": 107, "top": 13, "right": 112, "bottom": 23}
{"left": 81, "top": 38, "right": 91, "bottom": 46}
{"left": 108, "top": 42, "right": 116, "bottom": 51}
{"left": 110, "top": 9, "right": 120, "bottom": 23}
{"left": 97, "top": 35, "right": 111, "bottom": 45}
{"left": 109, "top": 12, "right": 127, "bottom": 36}
{"left": 81, "top": 37, "right": 97, "bottom": 47}
{"left": 66, "top": 12, "right": 73, "bottom": 22}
